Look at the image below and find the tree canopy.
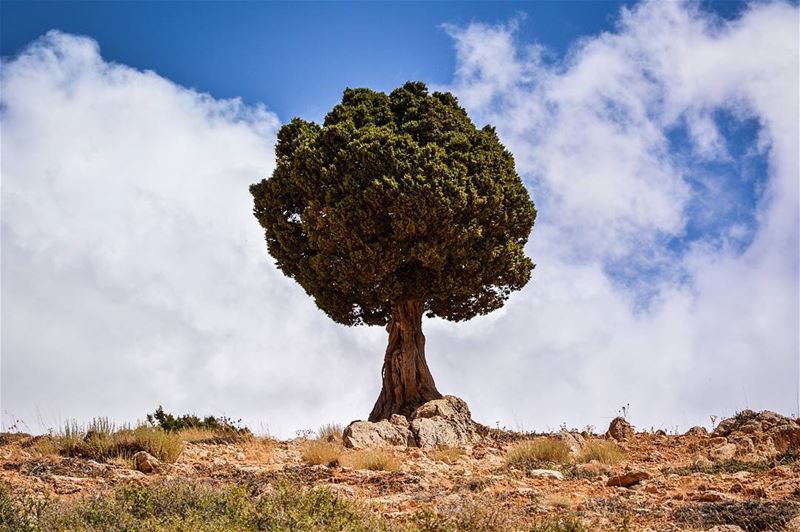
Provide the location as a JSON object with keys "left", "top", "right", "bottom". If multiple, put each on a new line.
{"left": 251, "top": 82, "right": 536, "bottom": 326}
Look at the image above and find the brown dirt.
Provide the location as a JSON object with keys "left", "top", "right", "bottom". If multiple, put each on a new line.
{"left": 2, "top": 420, "right": 799, "bottom": 530}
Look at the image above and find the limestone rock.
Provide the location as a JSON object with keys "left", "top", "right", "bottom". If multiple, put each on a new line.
{"left": 133, "top": 451, "right": 160, "bottom": 474}
{"left": 558, "top": 430, "right": 586, "bottom": 455}
{"left": 410, "top": 395, "right": 478, "bottom": 450}
{"left": 528, "top": 469, "right": 564, "bottom": 480}
{"left": 607, "top": 470, "right": 649, "bottom": 487}
{"left": 713, "top": 410, "right": 800, "bottom": 452}
{"left": 342, "top": 419, "right": 414, "bottom": 449}
{"left": 606, "top": 417, "right": 634, "bottom": 441}
{"left": 709, "top": 443, "right": 737, "bottom": 461}
{"left": 685, "top": 426, "right": 708, "bottom": 437}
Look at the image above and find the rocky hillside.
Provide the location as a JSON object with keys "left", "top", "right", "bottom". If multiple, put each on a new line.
{"left": 1, "top": 401, "right": 799, "bottom": 531}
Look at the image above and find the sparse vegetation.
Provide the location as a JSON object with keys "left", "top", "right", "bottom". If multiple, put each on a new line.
{"left": 300, "top": 439, "right": 343, "bottom": 467}
{"left": 665, "top": 450, "right": 800, "bottom": 476}
{"left": 343, "top": 449, "right": 400, "bottom": 471}
{"left": 0, "top": 480, "right": 381, "bottom": 531}
{"left": 317, "top": 423, "right": 344, "bottom": 442}
{"left": 505, "top": 438, "right": 571, "bottom": 469}
{"left": 34, "top": 418, "right": 182, "bottom": 463}
{"left": 428, "top": 446, "right": 465, "bottom": 464}
{"left": 577, "top": 440, "right": 624, "bottom": 464}
{"left": 674, "top": 500, "right": 800, "bottom": 531}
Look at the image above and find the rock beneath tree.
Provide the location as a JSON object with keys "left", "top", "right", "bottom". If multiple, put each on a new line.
{"left": 344, "top": 395, "right": 479, "bottom": 450}
{"left": 410, "top": 395, "right": 478, "bottom": 449}
{"left": 343, "top": 419, "right": 414, "bottom": 449}
{"left": 133, "top": 451, "right": 160, "bottom": 474}
{"left": 606, "top": 417, "right": 634, "bottom": 441}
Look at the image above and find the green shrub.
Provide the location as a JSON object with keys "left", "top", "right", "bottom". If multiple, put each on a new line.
{"left": 146, "top": 406, "right": 251, "bottom": 437}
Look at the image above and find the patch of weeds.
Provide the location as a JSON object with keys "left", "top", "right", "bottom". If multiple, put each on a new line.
{"left": 429, "top": 446, "right": 466, "bottom": 464}
{"left": 578, "top": 440, "right": 624, "bottom": 464}
{"left": 408, "top": 502, "right": 512, "bottom": 531}
{"left": 33, "top": 419, "right": 182, "bottom": 463}
{"left": 0, "top": 479, "right": 381, "bottom": 531}
{"left": 666, "top": 451, "right": 800, "bottom": 476}
{"left": 300, "top": 440, "right": 343, "bottom": 467}
{"left": 317, "top": 423, "right": 344, "bottom": 442}
{"left": 673, "top": 500, "right": 800, "bottom": 531}
{"left": 505, "top": 438, "right": 571, "bottom": 470}
{"left": 530, "top": 515, "right": 588, "bottom": 532}
{"left": 343, "top": 449, "right": 400, "bottom": 471}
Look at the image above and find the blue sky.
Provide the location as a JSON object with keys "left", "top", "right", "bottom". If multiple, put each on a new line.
{"left": 2, "top": 0, "right": 751, "bottom": 123}
{"left": 1, "top": 1, "right": 797, "bottom": 435}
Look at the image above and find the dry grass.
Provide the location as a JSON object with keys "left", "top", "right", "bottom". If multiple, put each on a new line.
{"left": 429, "top": 446, "right": 466, "bottom": 464}
{"left": 578, "top": 440, "right": 624, "bottom": 465}
{"left": 300, "top": 440, "right": 343, "bottom": 467}
{"left": 34, "top": 418, "right": 182, "bottom": 463}
{"left": 505, "top": 438, "right": 571, "bottom": 469}
{"left": 317, "top": 423, "right": 344, "bottom": 442}
{"left": 343, "top": 449, "right": 400, "bottom": 471}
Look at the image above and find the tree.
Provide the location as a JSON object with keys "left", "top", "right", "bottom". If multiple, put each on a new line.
{"left": 250, "top": 82, "right": 536, "bottom": 421}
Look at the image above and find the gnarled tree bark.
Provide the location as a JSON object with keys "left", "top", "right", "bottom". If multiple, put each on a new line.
{"left": 369, "top": 301, "right": 442, "bottom": 421}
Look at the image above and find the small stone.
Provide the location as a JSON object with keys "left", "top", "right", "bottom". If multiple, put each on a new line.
{"left": 685, "top": 426, "right": 708, "bottom": 437}
{"left": 707, "top": 526, "right": 745, "bottom": 532}
{"left": 692, "top": 490, "right": 731, "bottom": 502}
{"left": 607, "top": 470, "right": 650, "bottom": 487}
{"left": 558, "top": 430, "right": 585, "bottom": 455}
{"left": 606, "top": 417, "right": 634, "bottom": 441}
{"left": 528, "top": 469, "right": 564, "bottom": 480}
{"left": 133, "top": 451, "right": 161, "bottom": 474}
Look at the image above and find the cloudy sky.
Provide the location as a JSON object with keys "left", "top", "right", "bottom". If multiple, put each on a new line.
{"left": 1, "top": 1, "right": 798, "bottom": 437}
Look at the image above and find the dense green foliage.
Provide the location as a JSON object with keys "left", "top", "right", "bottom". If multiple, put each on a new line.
{"left": 251, "top": 82, "right": 536, "bottom": 326}
{"left": 146, "top": 406, "right": 250, "bottom": 436}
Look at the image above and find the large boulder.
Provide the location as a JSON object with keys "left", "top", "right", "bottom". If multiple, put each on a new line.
{"left": 410, "top": 395, "right": 478, "bottom": 450}
{"left": 343, "top": 416, "right": 414, "bottom": 449}
{"left": 606, "top": 417, "right": 634, "bottom": 441}
{"left": 713, "top": 410, "right": 800, "bottom": 454}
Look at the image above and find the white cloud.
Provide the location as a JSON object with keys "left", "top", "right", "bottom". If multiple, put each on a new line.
{"left": 1, "top": 31, "right": 386, "bottom": 436}
{"left": 2, "top": 0, "right": 798, "bottom": 439}
{"left": 434, "top": 0, "right": 799, "bottom": 430}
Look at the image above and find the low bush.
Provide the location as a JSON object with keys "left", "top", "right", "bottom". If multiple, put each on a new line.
{"left": 505, "top": 438, "right": 571, "bottom": 469}
{"left": 146, "top": 406, "right": 251, "bottom": 438}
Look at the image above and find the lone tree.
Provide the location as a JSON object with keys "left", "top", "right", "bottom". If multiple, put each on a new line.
{"left": 251, "top": 82, "right": 536, "bottom": 421}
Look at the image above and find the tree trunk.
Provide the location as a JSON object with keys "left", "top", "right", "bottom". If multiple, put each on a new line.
{"left": 369, "top": 301, "right": 442, "bottom": 421}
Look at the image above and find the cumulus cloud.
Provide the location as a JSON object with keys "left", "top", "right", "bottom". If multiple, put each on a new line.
{"left": 433, "top": 0, "right": 798, "bottom": 429}
{"left": 1, "top": 31, "right": 387, "bottom": 435}
{"left": 1, "top": 1, "right": 798, "bottom": 437}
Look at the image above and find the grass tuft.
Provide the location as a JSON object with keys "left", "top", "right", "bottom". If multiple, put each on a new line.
{"left": 578, "top": 440, "right": 624, "bottom": 464}
{"left": 505, "top": 438, "right": 571, "bottom": 469}
{"left": 343, "top": 449, "right": 400, "bottom": 471}
{"left": 317, "top": 423, "right": 344, "bottom": 442}
{"left": 300, "top": 440, "right": 343, "bottom": 467}
{"left": 429, "top": 446, "right": 466, "bottom": 464}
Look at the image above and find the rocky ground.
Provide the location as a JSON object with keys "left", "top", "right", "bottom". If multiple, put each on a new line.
{"left": 1, "top": 402, "right": 799, "bottom": 531}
